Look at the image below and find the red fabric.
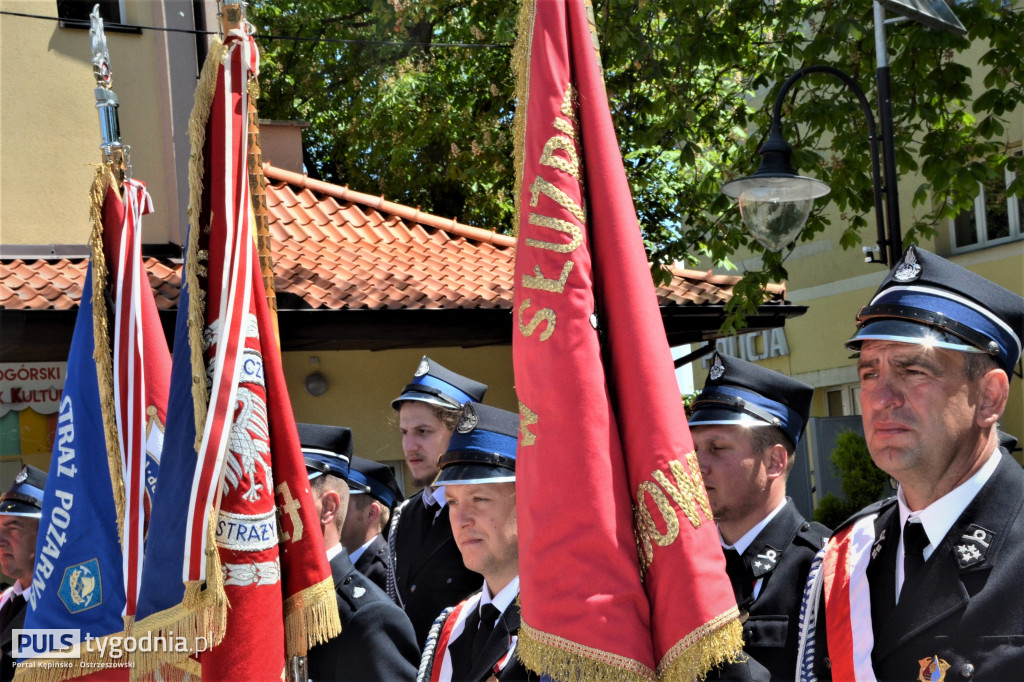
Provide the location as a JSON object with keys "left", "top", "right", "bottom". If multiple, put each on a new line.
{"left": 823, "top": 524, "right": 856, "bottom": 681}
{"left": 513, "top": 0, "right": 736, "bottom": 675}
{"left": 192, "top": 30, "right": 331, "bottom": 679}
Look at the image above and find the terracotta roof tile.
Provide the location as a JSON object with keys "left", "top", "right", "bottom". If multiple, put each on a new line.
{"left": 2, "top": 165, "right": 788, "bottom": 318}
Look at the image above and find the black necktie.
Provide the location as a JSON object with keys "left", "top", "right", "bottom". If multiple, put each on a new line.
{"left": 723, "top": 549, "right": 750, "bottom": 602}
{"left": 0, "top": 594, "right": 25, "bottom": 633}
{"left": 902, "top": 520, "right": 928, "bottom": 589}
{"left": 471, "top": 603, "right": 501, "bottom": 661}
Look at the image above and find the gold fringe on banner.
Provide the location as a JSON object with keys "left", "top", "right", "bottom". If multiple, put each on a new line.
{"left": 509, "top": 0, "right": 537, "bottom": 239}
{"left": 86, "top": 166, "right": 130, "bottom": 549}
{"left": 657, "top": 608, "right": 744, "bottom": 682}
{"left": 517, "top": 621, "right": 657, "bottom": 682}
{"left": 282, "top": 575, "right": 341, "bottom": 657}
{"left": 184, "top": 37, "right": 228, "bottom": 453}
{"left": 129, "top": 515, "right": 227, "bottom": 679}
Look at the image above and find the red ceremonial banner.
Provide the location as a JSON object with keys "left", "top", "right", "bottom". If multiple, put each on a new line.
{"left": 131, "top": 24, "right": 339, "bottom": 679}
{"left": 512, "top": 1, "right": 743, "bottom": 681}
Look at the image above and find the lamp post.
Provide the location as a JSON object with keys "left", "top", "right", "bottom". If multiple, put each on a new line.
{"left": 722, "top": 0, "right": 965, "bottom": 267}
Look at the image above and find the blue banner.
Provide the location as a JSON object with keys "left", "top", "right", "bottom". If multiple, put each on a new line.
{"left": 23, "top": 266, "right": 127, "bottom": 650}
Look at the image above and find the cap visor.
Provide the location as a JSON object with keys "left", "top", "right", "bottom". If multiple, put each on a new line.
{"left": 688, "top": 406, "right": 772, "bottom": 428}
{"left": 434, "top": 463, "right": 515, "bottom": 486}
{"left": 391, "top": 391, "right": 460, "bottom": 411}
{"left": 0, "top": 501, "right": 42, "bottom": 518}
{"left": 846, "top": 319, "right": 983, "bottom": 353}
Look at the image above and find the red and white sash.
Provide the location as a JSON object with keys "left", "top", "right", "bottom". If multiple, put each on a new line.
{"left": 822, "top": 513, "right": 881, "bottom": 681}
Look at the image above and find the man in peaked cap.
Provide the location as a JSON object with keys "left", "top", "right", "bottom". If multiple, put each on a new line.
{"left": 0, "top": 465, "right": 46, "bottom": 682}
{"left": 387, "top": 356, "right": 487, "bottom": 645}
{"left": 299, "top": 423, "right": 420, "bottom": 682}
{"left": 418, "top": 403, "right": 536, "bottom": 682}
{"left": 689, "top": 352, "right": 829, "bottom": 681}
{"left": 341, "top": 456, "right": 403, "bottom": 592}
{"left": 805, "top": 246, "right": 1024, "bottom": 681}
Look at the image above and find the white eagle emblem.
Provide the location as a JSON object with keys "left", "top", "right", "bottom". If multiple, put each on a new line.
{"left": 223, "top": 385, "right": 274, "bottom": 503}
{"left": 709, "top": 355, "right": 725, "bottom": 381}
{"left": 893, "top": 246, "right": 922, "bottom": 282}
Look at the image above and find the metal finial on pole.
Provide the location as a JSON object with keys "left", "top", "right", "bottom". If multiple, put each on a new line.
{"left": 90, "top": 4, "right": 130, "bottom": 184}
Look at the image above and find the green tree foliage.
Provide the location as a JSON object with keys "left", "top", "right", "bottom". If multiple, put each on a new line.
{"left": 250, "top": 0, "right": 1024, "bottom": 331}
{"left": 814, "top": 430, "right": 891, "bottom": 529}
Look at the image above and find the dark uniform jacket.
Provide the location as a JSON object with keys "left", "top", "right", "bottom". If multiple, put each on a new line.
{"left": 713, "top": 499, "right": 829, "bottom": 681}
{"left": 353, "top": 534, "right": 390, "bottom": 593}
{"left": 812, "top": 449, "right": 1024, "bottom": 681}
{"left": 0, "top": 589, "right": 26, "bottom": 682}
{"left": 390, "top": 491, "right": 480, "bottom": 646}
{"left": 307, "top": 550, "right": 420, "bottom": 682}
{"left": 420, "top": 592, "right": 538, "bottom": 682}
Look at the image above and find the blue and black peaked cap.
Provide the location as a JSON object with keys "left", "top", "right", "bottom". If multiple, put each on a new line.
{"left": 391, "top": 356, "right": 487, "bottom": 411}
{"left": 348, "top": 456, "right": 404, "bottom": 509}
{"left": 298, "top": 422, "right": 352, "bottom": 482}
{"left": 435, "top": 403, "right": 519, "bottom": 486}
{"left": 0, "top": 465, "right": 47, "bottom": 518}
{"left": 846, "top": 246, "right": 1023, "bottom": 378}
{"left": 689, "top": 352, "right": 814, "bottom": 447}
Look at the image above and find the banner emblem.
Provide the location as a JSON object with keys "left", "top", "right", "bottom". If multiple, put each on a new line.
{"left": 58, "top": 559, "right": 102, "bottom": 614}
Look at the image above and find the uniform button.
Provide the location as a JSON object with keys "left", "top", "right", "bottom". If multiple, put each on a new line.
{"left": 343, "top": 576, "right": 353, "bottom": 585}
{"left": 960, "top": 663, "right": 975, "bottom": 678}
{"left": 446, "top": 578, "right": 453, "bottom": 584}
{"left": 801, "top": 522, "right": 811, "bottom": 531}
{"left": 410, "top": 584, "right": 417, "bottom": 592}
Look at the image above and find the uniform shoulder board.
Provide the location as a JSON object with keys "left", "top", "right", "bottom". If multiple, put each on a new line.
{"left": 833, "top": 495, "right": 897, "bottom": 534}
{"left": 795, "top": 520, "right": 832, "bottom": 549}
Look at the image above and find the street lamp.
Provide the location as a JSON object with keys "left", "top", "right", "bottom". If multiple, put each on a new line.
{"left": 722, "top": 0, "right": 965, "bottom": 266}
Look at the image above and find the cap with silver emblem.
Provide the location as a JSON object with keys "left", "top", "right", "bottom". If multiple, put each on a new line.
{"left": 846, "top": 245, "right": 1023, "bottom": 378}
{"left": 390, "top": 356, "right": 488, "bottom": 411}
{"left": 434, "top": 403, "right": 519, "bottom": 486}
{"left": 0, "top": 465, "right": 48, "bottom": 518}
{"left": 689, "top": 352, "right": 814, "bottom": 447}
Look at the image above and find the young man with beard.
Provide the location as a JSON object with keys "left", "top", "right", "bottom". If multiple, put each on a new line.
{"left": 387, "top": 357, "right": 488, "bottom": 645}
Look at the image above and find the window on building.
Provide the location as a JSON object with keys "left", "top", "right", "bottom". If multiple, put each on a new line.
{"left": 825, "top": 384, "right": 862, "bottom": 417}
{"left": 57, "top": 0, "right": 125, "bottom": 28}
{"left": 951, "top": 149, "right": 1023, "bottom": 253}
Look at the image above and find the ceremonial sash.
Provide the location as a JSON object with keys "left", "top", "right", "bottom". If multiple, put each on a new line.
{"left": 429, "top": 597, "right": 474, "bottom": 682}
{"left": 821, "top": 514, "right": 880, "bottom": 681}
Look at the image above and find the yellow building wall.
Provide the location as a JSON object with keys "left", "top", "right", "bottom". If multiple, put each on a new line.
{"left": 284, "top": 346, "right": 515, "bottom": 493}
{"left": 0, "top": 0, "right": 178, "bottom": 245}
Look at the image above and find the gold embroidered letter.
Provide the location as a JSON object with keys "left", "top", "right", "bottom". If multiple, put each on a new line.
{"left": 522, "top": 261, "right": 574, "bottom": 294}
{"left": 526, "top": 214, "right": 583, "bottom": 254}
{"left": 529, "top": 177, "right": 586, "bottom": 225}
{"left": 652, "top": 452, "right": 712, "bottom": 530}
{"left": 518, "top": 299, "right": 556, "bottom": 341}
{"left": 518, "top": 401, "right": 539, "bottom": 446}
{"left": 539, "top": 135, "right": 579, "bottom": 179}
{"left": 634, "top": 481, "right": 679, "bottom": 577}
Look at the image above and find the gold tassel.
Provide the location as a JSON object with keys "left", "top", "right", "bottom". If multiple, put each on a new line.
{"left": 517, "top": 621, "right": 657, "bottom": 682}
{"left": 282, "top": 575, "right": 342, "bottom": 657}
{"left": 656, "top": 608, "right": 745, "bottom": 682}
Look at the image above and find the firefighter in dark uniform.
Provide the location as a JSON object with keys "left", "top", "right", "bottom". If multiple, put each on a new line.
{"left": 342, "top": 455, "right": 403, "bottom": 592}
{"left": 690, "top": 352, "right": 829, "bottom": 681}
{"left": 387, "top": 357, "right": 487, "bottom": 646}
{"left": 801, "top": 246, "right": 1024, "bottom": 682}
{"left": 418, "top": 403, "right": 537, "bottom": 682}
{"left": 300, "top": 423, "right": 420, "bottom": 682}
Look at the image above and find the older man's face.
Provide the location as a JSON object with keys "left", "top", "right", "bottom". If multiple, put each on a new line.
{"left": 0, "top": 515, "right": 39, "bottom": 585}
{"left": 857, "top": 340, "right": 983, "bottom": 498}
